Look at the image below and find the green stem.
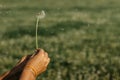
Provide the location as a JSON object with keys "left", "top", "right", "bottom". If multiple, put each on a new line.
{"left": 36, "top": 17, "right": 39, "bottom": 49}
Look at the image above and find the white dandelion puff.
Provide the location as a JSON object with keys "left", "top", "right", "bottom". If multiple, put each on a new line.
{"left": 37, "top": 10, "right": 46, "bottom": 19}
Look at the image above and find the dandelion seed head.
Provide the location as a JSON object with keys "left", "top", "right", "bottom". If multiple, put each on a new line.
{"left": 37, "top": 10, "right": 46, "bottom": 19}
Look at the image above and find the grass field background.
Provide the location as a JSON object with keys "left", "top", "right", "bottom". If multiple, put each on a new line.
{"left": 0, "top": 0, "right": 120, "bottom": 80}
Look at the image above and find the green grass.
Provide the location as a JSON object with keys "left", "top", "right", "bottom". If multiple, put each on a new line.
{"left": 0, "top": 0, "right": 120, "bottom": 80}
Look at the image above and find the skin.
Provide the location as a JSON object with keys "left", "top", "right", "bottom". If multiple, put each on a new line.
{"left": 0, "top": 48, "right": 50, "bottom": 80}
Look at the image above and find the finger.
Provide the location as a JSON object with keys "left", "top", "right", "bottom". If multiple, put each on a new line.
{"left": 45, "top": 58, "right": 50, "bottom": 67}
{"left": 44, "top": 52, "right": 48, "bottom": 58}
{"left": 32, "top": 49, "right": 44, "bottom": 58}
{"left": 37, "top": 49, "right": 44, "bottom": 56}
{"left": 35, "top": 48, "right": 40, "bottom": 54}
{"left": 42, "top": 58, "right": 50, "bottom": 72}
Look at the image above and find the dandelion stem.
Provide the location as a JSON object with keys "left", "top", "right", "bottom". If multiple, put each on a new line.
{"left": 35, "top": 10, "right": 45, "bottom": 49}
{"left": 36, "top": 17, "right": 39, "bottom": 49}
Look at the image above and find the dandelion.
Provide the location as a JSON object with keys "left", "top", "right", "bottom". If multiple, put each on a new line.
{"left": 36, "top": 10, "right": 46, "bottom": 49}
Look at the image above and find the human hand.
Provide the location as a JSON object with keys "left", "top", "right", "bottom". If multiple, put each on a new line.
{"left": 24, "top": 48, "right": 50, "bottom": 77}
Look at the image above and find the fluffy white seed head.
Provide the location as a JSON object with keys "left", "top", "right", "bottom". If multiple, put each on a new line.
{"left": 37, "top": 10, "right": 46, "bottom": 19}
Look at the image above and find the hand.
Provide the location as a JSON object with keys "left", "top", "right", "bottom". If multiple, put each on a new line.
{"left": 24, "top": 48, "right": 50, "bottom": 77}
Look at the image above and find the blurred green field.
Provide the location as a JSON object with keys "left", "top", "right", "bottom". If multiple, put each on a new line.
{"left": 0, "top": 0, "right": 120, "bottom": 80}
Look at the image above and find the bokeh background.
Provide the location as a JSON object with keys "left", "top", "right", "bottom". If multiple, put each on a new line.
{"left": 0, "top": 0, "right": 120, "bottom": 80}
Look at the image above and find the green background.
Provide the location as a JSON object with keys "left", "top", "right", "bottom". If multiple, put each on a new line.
{"left": 0, "top": 0, "right": 120, "bottom": 80}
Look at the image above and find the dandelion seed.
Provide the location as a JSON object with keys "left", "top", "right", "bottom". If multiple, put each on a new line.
{"left": 36, "top": 10, "right": 46, "bottom": 49}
